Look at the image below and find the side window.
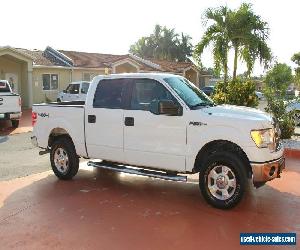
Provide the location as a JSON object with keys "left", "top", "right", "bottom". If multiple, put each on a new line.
{"left": 81, "top": 82, "right": 90, "bottom": 94}
{"left": 93, "top": 79, "right": 126, "bottom": 109}
{"left": 69, "top": 84, "right": 79, "bottom": 94}
{"left": 131, "top": 79, "right": 176, "bottom": 111}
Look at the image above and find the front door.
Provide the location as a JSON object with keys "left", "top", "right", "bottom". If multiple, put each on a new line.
{"left": 5, "top": 73, "right": 18, "bottom": 93}
{"left": 123, "top": 78, "right": 187, "bottom": 172}
{"left": 85, "top": 78, "right": 128, "bottom": 163}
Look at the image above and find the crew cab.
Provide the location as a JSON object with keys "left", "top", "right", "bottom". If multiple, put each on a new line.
{"left": 57, "top": 81, "right": 90, "bottom": 102}
{"left": 31, "top": 73, "right": 285, "bottom": 209}
{"left": 0, "top": 80, "right": 21, "bottom": 128}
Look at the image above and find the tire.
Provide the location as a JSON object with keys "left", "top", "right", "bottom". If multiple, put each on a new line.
{"left": 199, "top": 151, "right": 247, "bottom": 209}
{"left": 11, "top": 120, "right": 19, "bottom": 128}
{"left": 50, "top": 137, "right": 79, "bottom": 180}
{"left": 57, "top": 98, "right": 61, "bottom": 102}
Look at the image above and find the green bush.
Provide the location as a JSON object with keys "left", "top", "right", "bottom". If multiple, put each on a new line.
{"left": 264, "top": 88, "right": 295, "bottom": 139}
{"left": 212, "top": 79, "right": 258, "bottom": 108}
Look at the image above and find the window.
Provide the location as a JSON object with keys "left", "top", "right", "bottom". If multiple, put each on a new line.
{"left": 83, "top": 73, "right": 95, "bottom": 81}
{"left": 42, "top": 74, "right": 58, "bottom": 90}
{"left": 69, "top": 84, "right": 80, "bottom": 94}
{"left": 93, "top": 79, "right": 127, "bottom": 109}
{"left": 81, "top": 82, "right": 90, "bottom": 94}
{"left": 164, "top": 76, "right": 214, "bottom": 109}
{"left": 131, "top": 79, "right": 176, "bottom": 111}
{"left": 0, "top": 81, "right": 11, "bottom": 93}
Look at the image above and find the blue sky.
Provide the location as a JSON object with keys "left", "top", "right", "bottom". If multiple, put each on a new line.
{"left": 2, "top": 0, "right": 299, "bottom": 76}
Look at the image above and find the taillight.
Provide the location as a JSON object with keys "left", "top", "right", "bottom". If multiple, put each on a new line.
{"left": 19, "top": 97, "right": 22, "bottom": 106}
{"left": 32, "top": 112, "right": 37, "bottom": 126}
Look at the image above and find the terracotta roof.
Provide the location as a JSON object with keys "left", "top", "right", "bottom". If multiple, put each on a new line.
{"left": 13, "top": 47, "right": 200, "bottom": 74}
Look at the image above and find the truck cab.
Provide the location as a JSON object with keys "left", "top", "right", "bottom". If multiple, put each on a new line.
{"left": 57, "top": 81, "right": 90, "bottom": 102}
{"left": 32, "top": 73, "right": 285, "bottom": 209}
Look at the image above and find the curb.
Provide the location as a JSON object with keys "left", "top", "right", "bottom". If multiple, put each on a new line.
{"left": 284, "top": 148, "right": 300, "bottom": 159}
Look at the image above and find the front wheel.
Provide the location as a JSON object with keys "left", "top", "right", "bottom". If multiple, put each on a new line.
{"left": 199, "top": 151, "right": 247, "bottom": 209}
{"left": 50, "top": 137, "right": 79, "bottom": 180}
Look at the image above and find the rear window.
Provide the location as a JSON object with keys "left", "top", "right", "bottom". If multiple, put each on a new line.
{"left": 0, "top": 81, "right": 11, "bottom": 93}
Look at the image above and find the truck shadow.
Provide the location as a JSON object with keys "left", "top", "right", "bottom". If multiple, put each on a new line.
{"left": 0, "top": 159, "right": 299, "bottom": 249}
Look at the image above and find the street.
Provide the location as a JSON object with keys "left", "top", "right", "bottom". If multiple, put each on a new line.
{"left": 0, "top": 132, "right": 299, "bottom": 249}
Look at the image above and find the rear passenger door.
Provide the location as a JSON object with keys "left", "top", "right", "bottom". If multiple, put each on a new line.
{"left": 123, "top": 78, "right": 186, "bottom": 172}
{"left": 85, "top": 78, "right": 129, "bottom": 162}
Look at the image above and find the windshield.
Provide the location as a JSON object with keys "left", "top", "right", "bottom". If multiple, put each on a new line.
{"left": 164, "top": 77, "right": 214, "bottom": 109}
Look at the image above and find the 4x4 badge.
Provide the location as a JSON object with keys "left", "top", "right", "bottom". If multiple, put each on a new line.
{"left": 189, "top": 121, "right": 207, "bottom": 126}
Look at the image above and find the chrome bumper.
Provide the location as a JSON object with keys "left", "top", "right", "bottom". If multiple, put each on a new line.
{"left": 251, "top": 157, "right": 285, "bottom": 187}
{"left": 9, "top": 112, "right": 21, "bottom": 119}
{"left": 31, "top": 136, "right": 38, "bottom": 147}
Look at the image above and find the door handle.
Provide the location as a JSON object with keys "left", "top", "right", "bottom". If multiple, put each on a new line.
{"left": 124, "top": 117, "right": 134, "bottom": 126}
{"left": 88, "top": 115, "right": 96, "bottom": 123}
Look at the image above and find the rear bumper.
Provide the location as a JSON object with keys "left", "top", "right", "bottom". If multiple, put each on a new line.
{"left": 251, "top": 157, "right": 285, "bottom": 187}
{"left": 0, "top": 112, "right": 21, "bottom": 120}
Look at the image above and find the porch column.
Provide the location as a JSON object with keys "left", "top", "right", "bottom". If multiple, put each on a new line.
{"left": 27, "top": 70, "right": 33, "bottom": 107}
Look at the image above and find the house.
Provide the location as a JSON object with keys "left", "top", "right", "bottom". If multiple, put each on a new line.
{"left": 0, "top": 46, "right": 210, "bottom": 108}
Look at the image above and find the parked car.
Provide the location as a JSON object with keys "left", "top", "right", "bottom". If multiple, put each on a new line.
{"left": 286, "top": 100, "right": 300, "bottom": 126}
{"left": 0, "top": 80, "right": 21, "bottom": 128}
{"left": 31, "top": 73, "right": 284, "bottom": 209}
{"left": 255, "top": 91, "right": 265, "bottom": 100}
{"left": 201, "top": 86, "right": 215, "bottom": 96}
{"left": 57, "top": 81, "right": 90, "bottom": 102}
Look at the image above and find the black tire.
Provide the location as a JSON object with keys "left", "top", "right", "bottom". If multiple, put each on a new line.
{"left": 50, "top": 136, "right": 79, "bottom": 180}
{"left": 11, "top": 120, "right": 19, "bottom": 128}
{"left": 199, "top": 151, "right": 247, "bottom": 209}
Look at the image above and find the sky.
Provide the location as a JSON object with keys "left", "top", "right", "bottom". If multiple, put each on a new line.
{"left": 2, "top": 0, "right": 299, "bottom": 76}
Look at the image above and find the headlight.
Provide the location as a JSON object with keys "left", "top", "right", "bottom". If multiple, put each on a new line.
{"left": 251, "top": 129, "right": 275, "bottom": 149}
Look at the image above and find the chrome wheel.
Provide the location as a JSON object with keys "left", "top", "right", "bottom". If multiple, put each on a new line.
{"left": 207, "top": 165, "right": 236, "bottom": 200}
{"left": 53, "top": 147, "right": 69, "bottom": 174}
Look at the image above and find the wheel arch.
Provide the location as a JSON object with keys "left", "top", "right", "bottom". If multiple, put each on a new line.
{"left": 193, "top": 140, "right": 252, "bottom": 178}
{"left": 48, "top": 127, "right": 74, "bottom": 148}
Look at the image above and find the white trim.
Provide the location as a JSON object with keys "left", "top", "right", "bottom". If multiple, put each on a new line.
{"left": 129, "top": 54, "right": 161, "bottom": 70}
{"left": 33, "top": 65, "right": 72, "bottom": 69}
{"left": 112, "top": 59, "right": 140, "bottom": 73}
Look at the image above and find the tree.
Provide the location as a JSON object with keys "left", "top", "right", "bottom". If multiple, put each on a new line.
{"left": 291, "top": 52, "right": 300, "bottom": 86}
{"left": 195, "top": 3, "right": 272, "bottom": 81}
{"left": 265, "top": 63, "right": 293, "bottom": 91}
{"left": 129, "top": 25, "right": 193, "bottom": 62}
{"left": 194, "top": 6, "right": 230, "bottom": 82}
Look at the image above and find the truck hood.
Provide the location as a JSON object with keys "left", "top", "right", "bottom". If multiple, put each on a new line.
{"left": 202, "top": 104, "right": 273, "bottom": 127}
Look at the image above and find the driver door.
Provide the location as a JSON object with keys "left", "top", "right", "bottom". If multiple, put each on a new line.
{"left": 124, "top": 78, "right": 187, "bottom": 172}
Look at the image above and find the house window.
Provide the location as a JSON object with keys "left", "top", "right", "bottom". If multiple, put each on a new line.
{"left": 83, "top": 73, "right": 95, "bottom": 81}
{"left": 42, "top": 74, "right": 58, "bottom": 90}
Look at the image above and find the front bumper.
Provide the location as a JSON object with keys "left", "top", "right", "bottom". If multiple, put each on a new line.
{"left": 251, "top": 157, "right": 285, "bottom": 187}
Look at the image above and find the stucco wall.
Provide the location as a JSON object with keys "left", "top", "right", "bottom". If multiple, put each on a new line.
{"left": 32, "top": 68, "right": 72, "bottom": 103}
{"left": 72, "top": 69, "right": 106, "bottom": 82}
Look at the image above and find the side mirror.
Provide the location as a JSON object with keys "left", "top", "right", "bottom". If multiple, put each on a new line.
{"left": 149, "top": 100, "right": 182, "bottom": 116}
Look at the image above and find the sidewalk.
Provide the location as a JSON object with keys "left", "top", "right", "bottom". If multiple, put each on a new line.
{"left": 0, "top": 109, "right": 32, "bottom": 136}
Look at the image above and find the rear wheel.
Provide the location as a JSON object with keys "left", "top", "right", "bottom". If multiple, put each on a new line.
{"left": 11, "top": 120, "right": 19, "bottom": 128}
{"left": 50, "top": 137, "right": 79, "bottom": 180}
{"left": 199, "top": 151, "right": 247, "bottom": 209}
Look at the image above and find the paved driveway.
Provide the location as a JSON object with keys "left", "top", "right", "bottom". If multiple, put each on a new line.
{"left": 0, "top": 156, "right": 299, "bottom": 249}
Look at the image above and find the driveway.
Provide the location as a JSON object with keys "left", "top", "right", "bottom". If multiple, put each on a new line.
{"left": 0, "top": 149, "right": 299, "bottom": 249}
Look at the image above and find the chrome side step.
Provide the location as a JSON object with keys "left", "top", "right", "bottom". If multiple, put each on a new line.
{"left": 87, "top": 161, "right": 187, "bottom": 182}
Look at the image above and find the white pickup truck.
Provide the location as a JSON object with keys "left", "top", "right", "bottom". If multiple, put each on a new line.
{"left": 0, "top": 80, "right": 21, "bottom": 128}
{"left": 31, "top": 73, "right": 285, "bottom": 209}
{"left": 57, "top": 81, "right": 90, "bottom": 102}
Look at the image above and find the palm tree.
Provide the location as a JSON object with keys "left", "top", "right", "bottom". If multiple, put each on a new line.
{"left": 229, "top": 3, "right": 272, "bottom": 80}
{"left": 194, "top": 6, "right": 230, "bottom": 83}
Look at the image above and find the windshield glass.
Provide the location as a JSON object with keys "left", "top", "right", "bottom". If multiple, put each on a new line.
{"left": 164, "top": 77, "right": 214, "bottom": 109}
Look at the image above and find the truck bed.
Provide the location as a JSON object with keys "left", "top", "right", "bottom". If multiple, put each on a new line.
{"left": 32, "top": 102, "right": 87, "bottom": 157}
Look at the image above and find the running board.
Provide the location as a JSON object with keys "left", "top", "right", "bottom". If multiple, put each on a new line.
{"left": 87, "top": 161, "right": 187, "bottom": 182}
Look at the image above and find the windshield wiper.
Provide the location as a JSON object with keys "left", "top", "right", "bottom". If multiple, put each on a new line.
{"left": 190, "top": 102, "right": 215, "bottom": 109}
